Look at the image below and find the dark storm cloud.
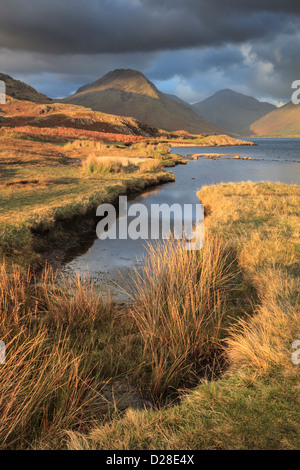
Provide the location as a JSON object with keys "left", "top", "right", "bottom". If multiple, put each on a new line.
{"left": 0, "top": 0, "right": 299, "bottom": 101}
{"left": 0, "top": 0, "right": 299, "bottom": 54}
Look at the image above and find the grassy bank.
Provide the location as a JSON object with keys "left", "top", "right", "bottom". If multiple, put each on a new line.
{"left": 59, "top": 182, "right": 299, "bottom": 450}
{"left": 169, "top": 134, "right": 254, "bottom": 147}
{"left": 0, "top": 134, "right": 175, "bottom": 266}
{"left": 1, "top": 136, "right": 299, "bottom": 450}
{"left": 0, "top": 234, "right": 234, "bottom": 449}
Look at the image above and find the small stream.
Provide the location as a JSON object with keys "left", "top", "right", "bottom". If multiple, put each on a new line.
{"left": 62, "top": 138, "right": 300, "bottom": 293}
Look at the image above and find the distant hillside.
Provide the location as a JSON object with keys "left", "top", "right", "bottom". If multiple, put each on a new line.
{"left": 0, "top": 73, "right": 52, "bottom": 104}
{"left": 0, "top": 96, "right": 171, "bottom": 138}
{"left": 166, "top": 94, "right": 193, "bottom": 108}
{"left": 192, "top": 89, "right": 275, "bottom": 135}
{"left": 61, "top": 69, "right": 221, "bottom": 134}
{"left": 250, "top": 101, "right": 300, "bottom": 137}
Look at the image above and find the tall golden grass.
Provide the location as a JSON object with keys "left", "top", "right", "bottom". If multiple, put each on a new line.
{"left": 83, "top": 154, "right": 137, "bottom": 175}
{"left": 65, "top": 140, "right": 109, "bottom": 150}
{"left": 125, "top": 237, "right": 235, "bottom": 399}
{"left": 3, "top": 182, "right": 297, "bottom": 449}
{"left": 0, "top": 233, "right": 236, "bottom": 446}
{"left": 0, "top": 328, "right": 98, "bottom": 449}
{"left": 199, "top": 182, "right": 300, "bottom": 377}
{"left": 59, "top": 182, "right": 300, "bottom": 451}
{"left": 0, "top": 263, "right": 118, "bottom": 448}
{"left": 156, "top": 143, "right": 170, "bottom": 154}
{"left": 131, "top": 142, "right": 170, "bottom": 159}
{"left": 138, "top": 160, "right": 162, "bottom": 173}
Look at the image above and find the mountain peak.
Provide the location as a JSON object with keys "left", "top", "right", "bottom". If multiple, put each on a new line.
{"left": 215, "top": 88, "right": 237, "bottom": 95}
{"left": 105, "top": 68, "right": 146, "bottom": 78}
{"left": 206, "top": 88, "right": 258, "bottom": 102}
{"left": 76, "top": 68, "right": 159, "bottom": 99}
{"left": 92, "top": 68, "right": 150, "bottom": 85}
{"left": 193, "top": 89, "right": 276, "bottom": 135}
{"left": 61, "top": 68, "right": 220, "bottom": 134}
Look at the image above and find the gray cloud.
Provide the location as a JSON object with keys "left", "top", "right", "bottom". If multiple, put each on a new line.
{"left": 0, "top": 1, "right": 299, "bottom": 102}
{"left": 0, "top": 0, "right": 299, "bottom": 54}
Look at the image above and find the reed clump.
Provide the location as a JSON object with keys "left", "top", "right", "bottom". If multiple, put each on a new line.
{"left": 126, "top": 237, "right": 236, "bottom": 399}
{"left": 61, "top": 182, "right": 300, "bottom": 451}
{"left": 83, "top": 154, "right": 136, "bottom": 175}
{"left": 0, "top": 263, "right": 119, "bottom": 448}
{"left": 138, "top": 160, "right": 162, "bottom": 173}
{"left": 65, "top": 140, "right": 109, "bottom": 150}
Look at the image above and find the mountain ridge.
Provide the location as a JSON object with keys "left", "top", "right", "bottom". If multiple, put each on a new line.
{"left": 250, "top": 101, "right": 300, "bottom": 137}
{"left": 61, "top": 69, "right": 221, "bottom": 134}
{"left": 192, "top": 89, "right": 276, "bottom": 135}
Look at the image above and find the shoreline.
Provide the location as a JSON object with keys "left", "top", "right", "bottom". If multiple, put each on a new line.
{"left": 32, "top": 171, "right": 175, "bottom": 271}
{"left": 170, "top": 135, "right": 255, "bottom": 147}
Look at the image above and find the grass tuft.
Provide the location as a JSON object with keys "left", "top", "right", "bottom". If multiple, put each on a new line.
{"left": 83, "top": 154, "right": 136, "bottom": 175}
{"left": 125, "top": 237, "right": 236, "bottom": 400}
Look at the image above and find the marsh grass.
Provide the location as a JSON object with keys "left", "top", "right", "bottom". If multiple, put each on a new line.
{"left": 65, "top": 140, "right": 110, "bottom": 151}
{"left": 124, "top": 236, "right": 236, "bottom": 400}
{"left": 83, "top": 154, "right": 137, "bottom": 175}
{"left": 0, "top": 233, "right": 236, "bottom": 447}
{"left": 156, "top": 143, "right": 170, "bottom": 155}
{"left": 0, "top": 263, "right": 137, "bottom": 448}
{"left": 62, "top": 182, "right": 300, "bottom": 451}
{"left": 130, "top": 142, "right": 170, "bottom": 160}
{"left": 198, "top": 182, "right": 300, "bottom": 376}
{"left": 130, "top": 142, "right": 154, "bottom": 155}
{"left": 0, "top": 328, "right": 99, "bottom": 449}
{"left": 0, "top": 134, "right": 174, "bottom": 264}
{"left": 2, "top": 178, "right": 298, "bottom": 450}
{"left": 38, "top": 266, "right": 115, "bottom": 332}
{"left": 138, "top": 160, "right": 162, "bottom": 173}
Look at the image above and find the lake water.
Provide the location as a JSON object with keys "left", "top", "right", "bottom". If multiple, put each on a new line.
{"left": 62, "top": 138, "right": 300, "bottom": 289}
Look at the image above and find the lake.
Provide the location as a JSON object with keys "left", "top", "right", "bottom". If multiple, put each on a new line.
{"left": 62, "top": 138, "right": 300, "bottom": 290}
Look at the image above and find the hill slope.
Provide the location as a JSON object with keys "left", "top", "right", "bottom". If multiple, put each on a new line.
{"left": 0, "top": 96, "right": 172, "bottom": 139}
{"left": 250, "top": 101, "right": 300, "bottom": 137}
{"left": 0, "top": 73, "right": 52, "bottom": 104}
{"left": 61, "top": 69, "right": 220, "bottom": 134}
{"left": 166, "top": 94, "right": 193, "bottom": 108}
{"left": 192, "top": 89, "right": 275, "bottom": 135}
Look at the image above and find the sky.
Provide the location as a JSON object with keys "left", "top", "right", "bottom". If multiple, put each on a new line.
{"left": 0, "top": 0, "right": 300, "bottom": 105}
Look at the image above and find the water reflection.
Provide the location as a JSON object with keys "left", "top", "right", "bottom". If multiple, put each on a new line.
{"left": 63, "top": 139, "right": 300, "bottom": 292}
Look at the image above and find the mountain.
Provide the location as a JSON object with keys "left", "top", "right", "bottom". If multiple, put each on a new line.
{"left": 60, "top": 69, "right": 220, "bottom": 134}
{"left": 0, "top": 73, "right": 52, "bottom": 104}
{"left": 249, "top": 101, "right": 300, "bottom": 137}
{"left": 192, "top": 89, "right": 276, "bottom": 135}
